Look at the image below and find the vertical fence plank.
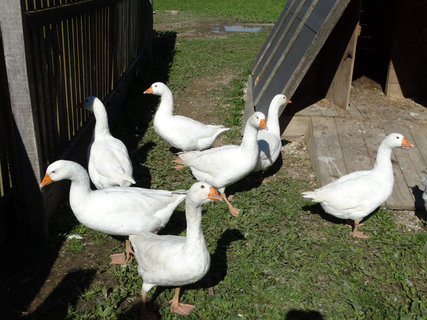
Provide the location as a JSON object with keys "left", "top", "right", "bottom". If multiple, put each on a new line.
{"left": 0, "top": 0, "right": 45, "bottom": 242}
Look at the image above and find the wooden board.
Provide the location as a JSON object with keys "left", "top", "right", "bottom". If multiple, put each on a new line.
{"left": 384, "top": 121, "right": 427, "bottom": 209}
{"left": 335, "top": 117, "right": 373, "bottom": 172}
{"left": 325, "top": 23, "right": 361, "bottom": 108}
{"left": 405, "top": 120, "right": 427, "bottom": 167}
{"left": 306, "top": 117, "right": 347, "bottom": 186}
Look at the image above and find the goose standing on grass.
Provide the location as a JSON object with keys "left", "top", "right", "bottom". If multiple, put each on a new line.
{"left": 130, "top": 182, "right": 222, "bottom": 317}
{"left": 253, "top": 94, "right": 291, "bottom": 178}
{"left": 421, "top": 176, "right": 427, "bottom": 211}
{"left": 79, "top": 96, "right": 135, "bottom": 189}
{"left": 40, "top": 160, "right": 186, "bottom": 264}
{"left": 174, "top": 112, "right": 268, "bottom": 217}
{"left": 143, "top": 82, "right": 230, "bottom": 151}
{"left": 302, "top": 133, "right": 414, "bottom": 239}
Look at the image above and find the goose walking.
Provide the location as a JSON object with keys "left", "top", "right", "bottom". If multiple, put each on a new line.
{"left": 40, "top": 160, "right": 186, "bottom": 264}
{"left": 175, "top": 112, "right": 267, "bottom": 216}
{"left": 143, "top": 82, "right": 230, "bottom": 151}
{"left": 130, "top": 182, "right": 222, "bottom": 317}
{"left": 302, "top": 133, "right": 413, "bottom": 239}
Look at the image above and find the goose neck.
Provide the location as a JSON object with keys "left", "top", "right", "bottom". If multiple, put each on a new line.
{"left": 241, "top": 124, "right": 259, "bottom": 152}
{"left": 155, "top": 89, "right": 174, "bottom": 118}
{"left": 92, "top": 102, "right": 111, "bottom": 137}
{"left": 184, "top": 200, "right": 204, "bottom": 243}
{"left": 373, "top": 141, "right": 393, "bottom": 173}
{"left": 267, "top": 106, "right": 281, "bottom": 136}
{"left": 69, "top": 170, "right": 92, "bottom": 199}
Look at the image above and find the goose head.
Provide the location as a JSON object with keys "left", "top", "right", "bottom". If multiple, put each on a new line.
{"left": 187, "top": 182, "right": 222, "bottom": 206}
{"left": 248, "top": 111, "right": 268, "bottom": 131}
{"left": 40, "top": 160, "right": 84, "bottom": 188}
{"left": 143, "top": 82, "right": 168, "bottom": 96}
{"left": 78, "top": 96, "right": 100, "bottom": 112}
{"left": 271, "top": 94, "right": 291, "bottom": 107}
{"left": 384, "top": 133, "right": 414, "bottom": 149}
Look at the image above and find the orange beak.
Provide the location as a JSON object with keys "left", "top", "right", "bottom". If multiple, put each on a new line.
{"left": 286, "top": 98, "right": 292, "bottom": 103}
{"left": 259, "top": 119, "right": 268, "bottom": 131}
{"left": 143, "top": 86, "right": 153, "bottom": 94}
{"left": 208, "top": 187, "right": 222, "bottom": 201}
{"left": 40, "top": 173, "right": 53, "bottom": 188}
{"left": 401, "top": 137, "right": 414, "bottom": 147}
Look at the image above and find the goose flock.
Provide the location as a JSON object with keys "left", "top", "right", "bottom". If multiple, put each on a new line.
{"left": 40, "top": 82, "right": 417, "bottom": 318}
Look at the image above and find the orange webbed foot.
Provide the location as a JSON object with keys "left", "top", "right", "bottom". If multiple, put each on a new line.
{"left": 110, "top": 253, "right": 127, "bottom": 265}
{"left": 169, "top": 301, "right": 196, "bottom": 315}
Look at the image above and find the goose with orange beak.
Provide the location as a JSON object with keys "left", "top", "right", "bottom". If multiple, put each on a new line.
{"left": 40, "top": 160, "right": 186, "bottom": 264}
{"left": 143, "top": 82, "right": 230, "bottom": 151}
{"left": 174, "top": 111, "right": 268, "bottom": 216}
{"left": 130, "top": 182, "right": 222, "bottom": 317}
{"left": 302, "top": 133, "right": 414, "bottom": 239}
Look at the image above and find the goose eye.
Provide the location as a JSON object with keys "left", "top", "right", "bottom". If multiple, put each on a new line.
{"left": 396, "top": 136, "right": 400, "bottom": 139}
{"left": 51, "top": 170, "right": 56, "bottom": 174}
{"left": 200, "top": 185, "right": 205, "bottom": 189}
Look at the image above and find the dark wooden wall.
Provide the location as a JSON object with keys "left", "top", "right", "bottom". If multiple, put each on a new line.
{"left": 0, "top": 0, "right": 153, "bottom": 244}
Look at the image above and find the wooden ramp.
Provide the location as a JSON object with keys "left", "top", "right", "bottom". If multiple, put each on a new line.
{"left": 305, "top": 116, "right": 427, "bottom": 210}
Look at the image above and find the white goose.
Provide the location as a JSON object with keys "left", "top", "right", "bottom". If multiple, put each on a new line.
{"left": 302, "top": 133, "right": 413, "bottom": 239}
{"left": 174, "top": 112, "right": 267, "bottom": 216}
{"left": 254, "top": 94, "right": 291, "bottom": 174}
{"left": 80, "top": 96, "right": 135, "bottom": 189}
{"left": 421, "top": 176, "right": 427, "bottom": 211}
{"left": 40, "top": 160, "right": 186, "bottom": 263}
{"left": 143, "top": 82, "right": 230, "bottom": 151}
{"left": 130, "top": 182, "right": 222, "bottom": 317}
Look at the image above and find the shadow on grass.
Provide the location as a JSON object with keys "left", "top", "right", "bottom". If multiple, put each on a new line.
{"left": 285, "top": 309, "right": 324, "bottom": 320}
{"left": 0, "top": 207, "right": 80, "bottom": 320}
{"left": 196, "top": 228, "right": 246, "bottom": 290}
{"left": 227, "top": 140, "right": 289, "bottom": 197}
{"left": 302, "top": 203, "right": 346, "bottom": 226}
{"left": 24, "top": 269, "right": 96, "bottom": 320}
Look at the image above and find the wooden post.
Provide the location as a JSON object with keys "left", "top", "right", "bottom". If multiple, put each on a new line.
{"left": 0, "top": 0, "right": 46, "bottom": 242}
{"left": 325, "top": 22, "right": 361, "bottom": 109}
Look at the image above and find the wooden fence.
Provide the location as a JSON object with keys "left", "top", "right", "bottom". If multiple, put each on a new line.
{"left": 0, "top": 0, "right": 153, "bottom": 244}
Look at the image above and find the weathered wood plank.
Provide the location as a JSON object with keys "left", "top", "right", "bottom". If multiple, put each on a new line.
{"left": 405, "top": 120, "right": 427, "bottom": 167}
{"left": 325, "top": 23, "right": 360, "bottom": 109}
{"left": 384, "top": 121, "right": 426, "bottom": 209}
{"left": 306, "top": 117, "right": 347, "bottom": 187}
{"left": 336, "top": 117, "right": 373, "bottom": 173}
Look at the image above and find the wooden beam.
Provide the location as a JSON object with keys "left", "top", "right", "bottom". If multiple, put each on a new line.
{"left": 0, "top": 0, "right": 45, "bottom": 241}
{"left": 325, "top": 23, "right": 361, "bottom": 108}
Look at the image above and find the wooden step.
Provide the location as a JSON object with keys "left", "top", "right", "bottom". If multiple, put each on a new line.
{"left": 305, "top": 116, "right": 427, "bottom": 210}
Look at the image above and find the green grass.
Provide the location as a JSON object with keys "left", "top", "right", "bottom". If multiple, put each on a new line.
{"left": 16, "top": 2, "right": 426, "bottom": 320}
{"left": 154, "top": 0, "right": 286, "bottom": 23}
